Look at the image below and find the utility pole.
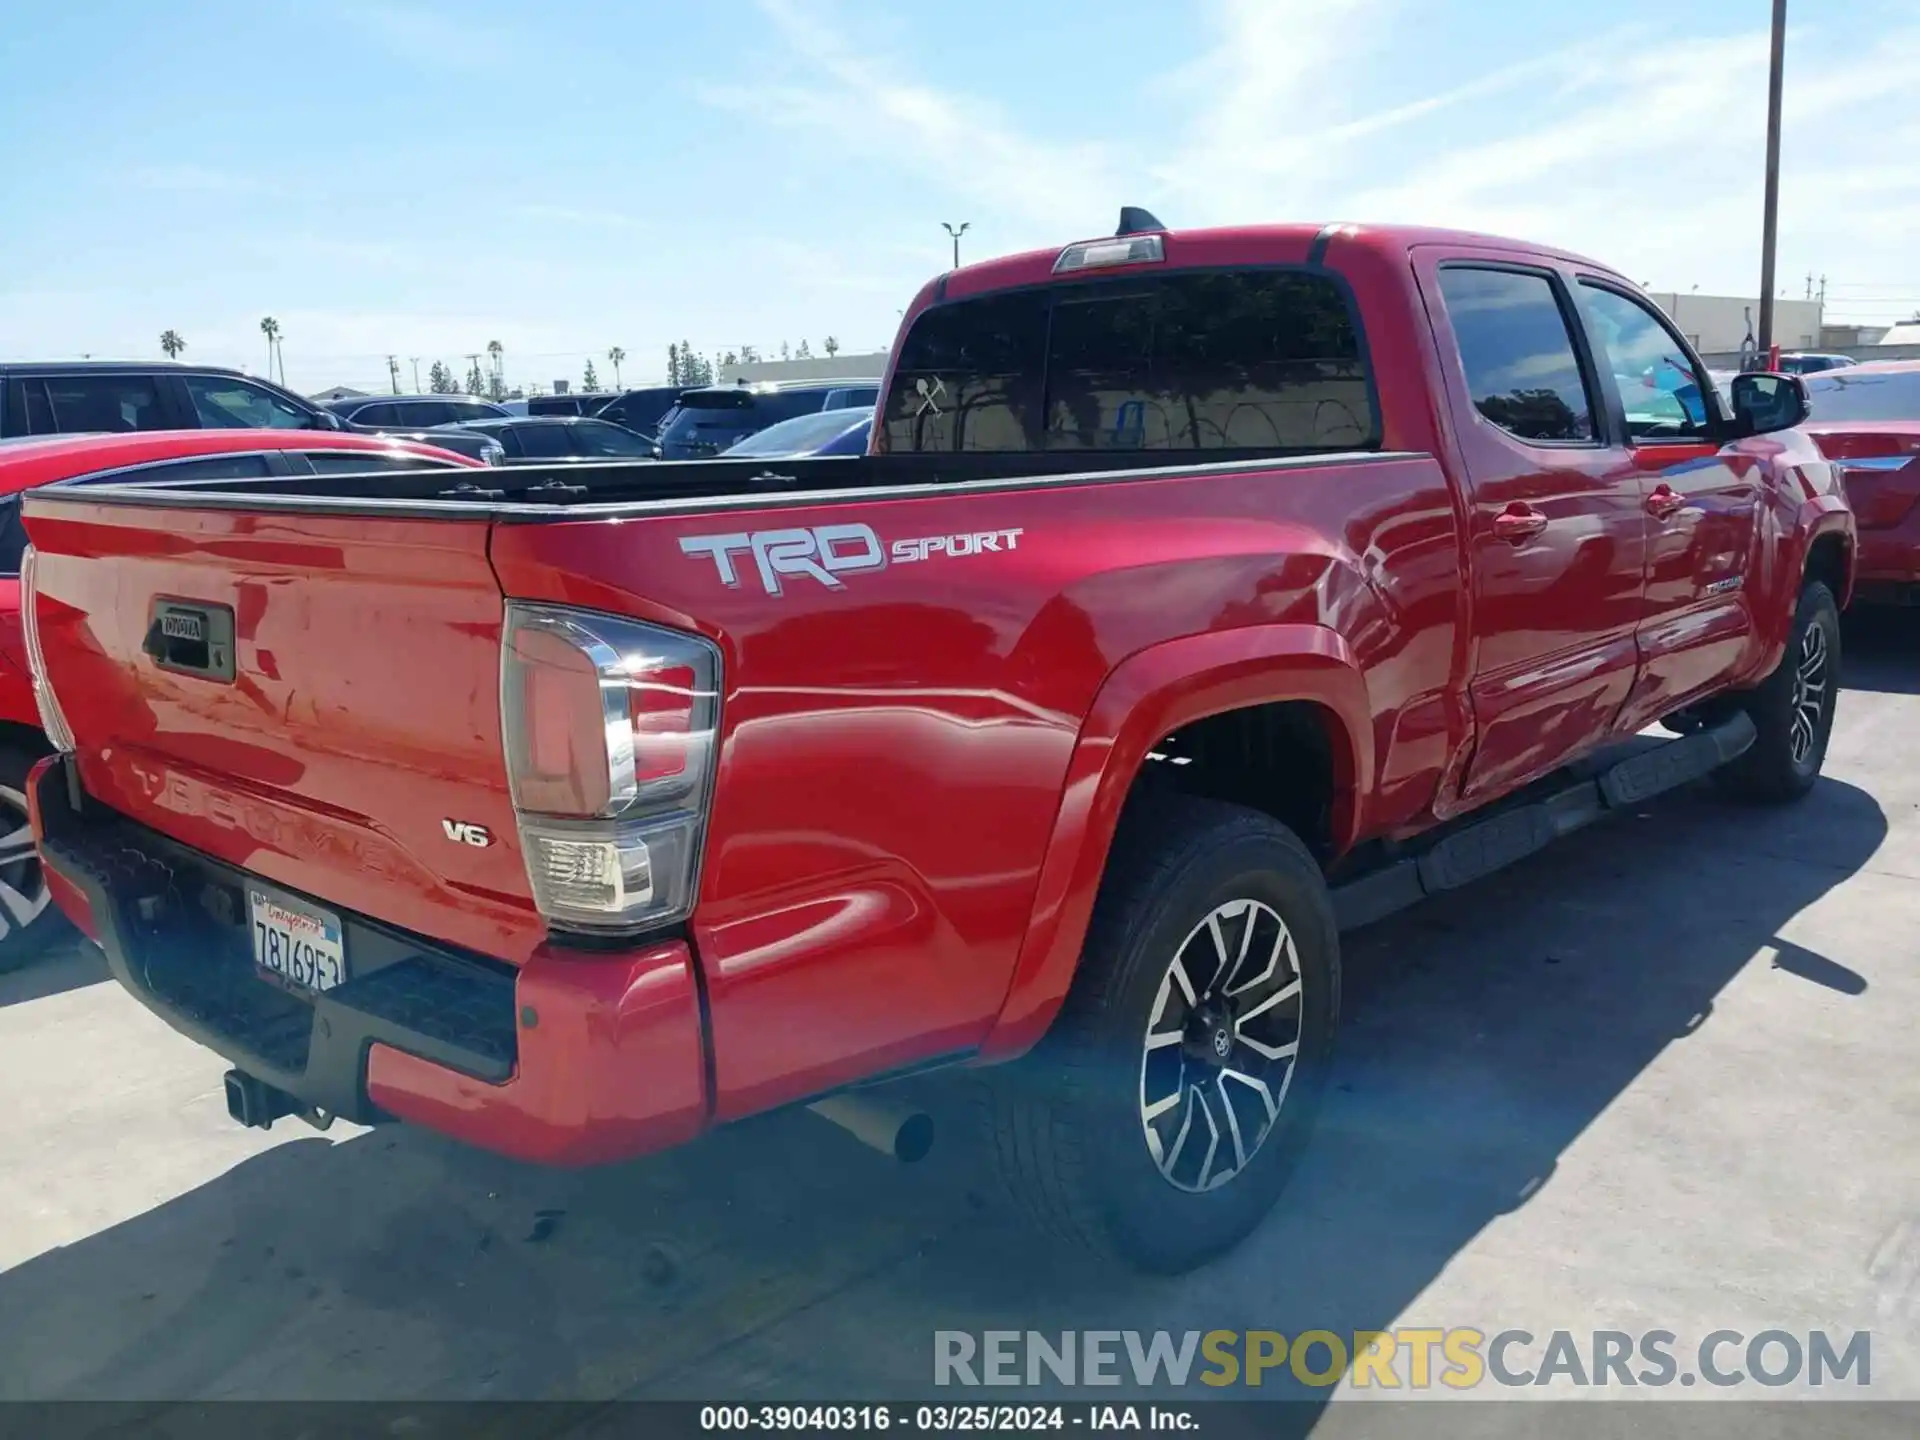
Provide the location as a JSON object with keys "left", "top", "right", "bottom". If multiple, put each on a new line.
{"left": 1756, "top": 0, "right": 1787, "bottom": 364}
{"left": 409, "top": 357, "right": 422, "bottom": 391}
{"left": 386, "top": 356, "right": 401, "bottom": 394}
{"left": 465, "top": 353, "right": 482, "bottom": 394}
{"left": 941, "top": 220, "right": 970, "bottom": 270}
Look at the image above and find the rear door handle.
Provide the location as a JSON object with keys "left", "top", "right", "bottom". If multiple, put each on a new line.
{"left": 1646, "top": 484, "right": 1686, "bottom": 518}
{"left": 1492, "top": 505, "right": 1548, "bottom": 542}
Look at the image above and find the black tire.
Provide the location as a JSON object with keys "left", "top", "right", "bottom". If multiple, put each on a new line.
{"left": 0, "top": 741, "right": 69, "bottom": 974}
{"left": 1714, "top": 581, "right": 1841, "bottom": 804}
{"left": 980, "top": 795, "right": 1339, "bottom": 1273}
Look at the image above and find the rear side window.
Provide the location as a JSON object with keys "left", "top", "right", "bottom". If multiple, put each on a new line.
{"left": 113, "top": 454, "right": 276, "bottom": 482}
{"left": 391, "top": 400, "right": 458, "bottom": 428}
{"left": 302, "top": 451, "right": 463, "bottom": 475}
{"left": 1439, "top": 267, "right": 1596, "bottom": 443}
{"left": 25, "top": 375, "right": 166, "bottom": 434}
{"left": 445, "top": 400, "right": 503, "bottom": 422}
{"left": 882, "top": 271, "right": 1372, "bottom": 455}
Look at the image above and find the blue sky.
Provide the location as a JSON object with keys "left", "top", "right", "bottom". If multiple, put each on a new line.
{"left": 1, "top": 0, "right": 1914, "bottom": 394}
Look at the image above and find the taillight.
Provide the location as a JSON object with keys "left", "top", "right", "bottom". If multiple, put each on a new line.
{"left": 18, "top": 546, "right": 76, "bottom": 754}
{"left": 500, "top": 602, "right": 721, "bottom": 937}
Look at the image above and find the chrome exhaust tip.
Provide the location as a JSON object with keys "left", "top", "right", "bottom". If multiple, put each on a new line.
{"left": 806, "top": 1091, "right": 935, "bottom": 1163}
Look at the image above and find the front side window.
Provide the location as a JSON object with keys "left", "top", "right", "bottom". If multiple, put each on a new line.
{"left": 36, "top": 375, "right": 166, "bottom": 434}
{"left": 1579, "top": 284, "right": 1711, "bottom": 441}
{"left": 1439, "top": 267, "right": 1596, "bottom": 443}
{"left": 567, "top": 421, "right": 655, "bottom": 457}
{"left": 511, "top": 424, "right": 573, "bottom": 459}
{"left": 183, "top": 375, "right": 316, "bottom": 430}
{"left": 447, "top": 400, "right": 505, "bottom": 422}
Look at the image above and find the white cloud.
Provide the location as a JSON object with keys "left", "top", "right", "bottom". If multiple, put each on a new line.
{"left": 701, "top": 0, "right": 1123, "bottom": 240}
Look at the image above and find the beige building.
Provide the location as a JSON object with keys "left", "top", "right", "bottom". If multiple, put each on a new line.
{"left": 1644, "top": 293, "right": 1823, "bottom": 353}
{"left": 715, "top": 352, "right": 891, "bottom": 385}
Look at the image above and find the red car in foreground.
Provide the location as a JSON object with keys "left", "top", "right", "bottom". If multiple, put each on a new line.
{"left": 22, "top": 220, "right": 1853, "bottom": 1271}
{"left": 0, "top": 428, "right": 477, "bottom": 969}
{"left": 1800, "top": 362, "right": 1920, "bottom": 604}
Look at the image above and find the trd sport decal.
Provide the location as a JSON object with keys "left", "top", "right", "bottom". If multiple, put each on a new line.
{"left": 679, "top": 524, "right": 1024, "bottom": 596}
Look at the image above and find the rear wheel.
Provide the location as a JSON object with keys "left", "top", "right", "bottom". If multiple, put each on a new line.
{"left": 1714, "top": 581, "right": 1840, "bottom": 803}
{"left": 981, "top": 796, "right": 1339, "bottom": 1273}
{"left": 0, "top": 743, "right": 65, "bottom": 973}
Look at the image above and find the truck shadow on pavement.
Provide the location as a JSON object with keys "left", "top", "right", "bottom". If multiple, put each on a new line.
{"left": 0, "top": 939, "right": 108, "bottom": 1010}
{"left": 0, "top": 771, "right": 1891, "bottom": 1414}
{"left": 1841, "top": 606, "right": 1920, "bottom": 695}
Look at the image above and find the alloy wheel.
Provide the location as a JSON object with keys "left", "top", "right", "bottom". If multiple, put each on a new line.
{"left": 1138, "top": 899, "right": 1305, "bottom": 1194}
{"left": 0, "top": 785, "right": 52, "bottom": 944}
{"left": 1789, "top": 620, "right": 1829, "bottom": 767}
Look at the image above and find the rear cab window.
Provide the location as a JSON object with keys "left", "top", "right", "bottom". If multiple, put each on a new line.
{"left": 881, "top": 270, "right": 1377, "bottom": 455}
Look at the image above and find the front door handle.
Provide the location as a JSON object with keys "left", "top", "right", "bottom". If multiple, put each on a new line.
{"left": 1646, "top": 484, "right": 1686, "bottom": 518}
{"left": 1492, "top": 505, "right": 1548, "bottom": 543}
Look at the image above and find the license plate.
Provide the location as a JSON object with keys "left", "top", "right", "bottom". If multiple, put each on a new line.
{"left": 248, "top": 890, "right": 346, "bottom": 993}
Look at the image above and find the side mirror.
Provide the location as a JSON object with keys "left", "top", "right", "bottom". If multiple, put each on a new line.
{"left": 1729, "top": 372, "right": 1809, "bottom": 438}
{"left": 313, "top": 410, "right": 344, "bottom": 431}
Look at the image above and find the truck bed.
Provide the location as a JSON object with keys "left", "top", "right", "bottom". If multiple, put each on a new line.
{"left": 54, "top": 447, "right": 1403, "bottom": 517}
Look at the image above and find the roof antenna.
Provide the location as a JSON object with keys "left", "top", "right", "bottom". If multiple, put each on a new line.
{"left": 1116, "top": 206, "right": 1166, "bottom": 237}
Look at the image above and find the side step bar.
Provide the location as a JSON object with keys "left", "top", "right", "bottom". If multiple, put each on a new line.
{"left": 1331, "top": 712, "right": 1756, "bottom": 933}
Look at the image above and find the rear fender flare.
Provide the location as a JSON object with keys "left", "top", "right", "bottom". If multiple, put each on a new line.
{"left": 977, "top": 624, "right": 1370, "bottom": 1061}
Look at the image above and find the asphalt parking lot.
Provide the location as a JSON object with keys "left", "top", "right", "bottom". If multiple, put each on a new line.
{"left": 3, "top": 616, "right": 1918, "bottom": 1427}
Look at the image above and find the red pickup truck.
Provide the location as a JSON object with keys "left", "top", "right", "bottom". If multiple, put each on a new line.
{"left": 21, "top": 217, "right": 1852, "bottom": 1273}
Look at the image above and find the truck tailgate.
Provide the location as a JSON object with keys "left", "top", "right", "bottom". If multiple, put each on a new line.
{"left": 24, "top": 498, "right": 544, "bottom": 963}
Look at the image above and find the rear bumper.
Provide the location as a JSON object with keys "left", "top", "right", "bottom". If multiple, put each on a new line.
{"left": 30, "top": 755, "right": 708, "bottom": 1166}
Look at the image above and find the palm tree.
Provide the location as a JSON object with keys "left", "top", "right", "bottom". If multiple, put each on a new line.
{"left": 259, "top": 317, "right": 282, "bottom": 385}
{"left": 487, "top": 338, "right": 503, "bottom": 387}
{"left": 159, "top": 329, "right": 185, "bottom": 359}
{"left": 607, "top": 346, "right": 625, "bottom": 388}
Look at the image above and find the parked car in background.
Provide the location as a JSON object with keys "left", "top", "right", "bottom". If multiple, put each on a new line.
{"left": 0, "top": 361, "right": 337, "bottom": 438}
{"left": 321, "top": 394, "right": 511, "bottom": 463}
{"left": 324, "top": 394, "right": 510, "bottom": 429}
{"left": 0, "top": 427, "right": 478, "bottom": 970}
{"left": 654, "top": 379, "right": 882, "bottom": 459}
{"left": 1779, "top": 353, "right": 1858, "bottom": 376}
{"left": 591, "top": 386, "right": 686, "bottom": 439}
{"left": 1801, "top": 362, "right": 1920, "bottom": 605}
{"left": 720, "top": 407, "right": 873, "bottom": 458}
{"left": 439, "top": 416, "right": 662, "bottom": 464}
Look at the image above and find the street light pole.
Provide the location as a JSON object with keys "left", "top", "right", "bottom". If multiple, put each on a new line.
{"left": 941, "top": 221, "right": 970, "bottom": 270}
{"left": 1757, "top": 0, "right": 1787, "bottom": 363}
